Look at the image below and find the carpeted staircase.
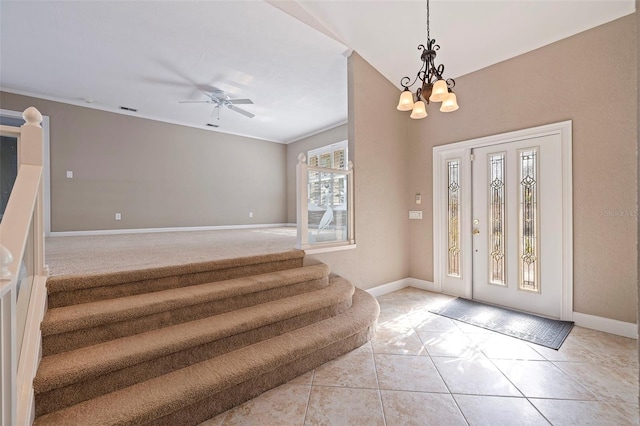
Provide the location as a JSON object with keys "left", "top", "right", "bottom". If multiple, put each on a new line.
{"left": 33, "top": 249, "right": 379, "bottom": 425}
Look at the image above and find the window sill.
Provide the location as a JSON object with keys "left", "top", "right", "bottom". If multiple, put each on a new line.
{"left": 297, "top": 242, "right": 357, "bottom": 255}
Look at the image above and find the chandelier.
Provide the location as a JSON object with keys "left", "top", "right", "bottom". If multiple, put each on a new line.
{"left": 396, "top": 0, "right": 459, "bottom": 119}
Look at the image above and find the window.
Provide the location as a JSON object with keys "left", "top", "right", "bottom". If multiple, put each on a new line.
{"left": 308, "top": 140, "right": 347, "bottom": 170}
{"left": 518, "top": 148, "right": 539, "bottom": 292}
{"left": 447, "top": 159, "right": 461, "bottom": 277}
{"left": 307, "top": 141, "right": 348, "bottom": 208}
{"left": 488, "top": 153, "right": 506, "bottom": 285}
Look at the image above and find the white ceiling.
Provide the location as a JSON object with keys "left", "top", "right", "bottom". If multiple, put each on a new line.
{"left": 0, "top": 1, "right": 634, "bottom": 144}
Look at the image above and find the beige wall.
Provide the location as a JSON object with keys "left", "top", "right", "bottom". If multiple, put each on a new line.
{"left": 407, "top": 15, "right": 638, "bottom": 323}
{"left": 285, "top": 124, "right": 348, "bottom": 223}
{"left": 307, "top": 53, "right": 410, "bottom": 290}
{"left": 0, "top": 92, "right": 287, "bottom": 232}
{"left": 636, "top": 0, "right": 640, "bottom": 368}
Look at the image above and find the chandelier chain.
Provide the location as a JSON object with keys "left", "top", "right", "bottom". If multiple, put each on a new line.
{"left": 426, "top": 0, "right": 430, "bottom": 42}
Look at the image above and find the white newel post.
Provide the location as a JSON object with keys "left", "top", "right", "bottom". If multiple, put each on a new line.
{"left": 21, "top": 107, "right": 46, "bottom": 276}
{"left": 296, "top": 153, "right": 309, "bottom": 249}
{"left": 20, "top": 107, "right": 43, "bottom": 167}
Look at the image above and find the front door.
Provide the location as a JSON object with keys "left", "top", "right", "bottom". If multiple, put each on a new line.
{"left": 471, "top": 134, "right": 563, "bottom": 318}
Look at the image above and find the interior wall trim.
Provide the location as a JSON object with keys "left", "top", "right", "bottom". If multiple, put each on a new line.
{"left": 49, "top": 223, "right": 292, "bottom": 237}
{"left": 366, "top": 278, "right": 435, "bottom": 298}
{"left": 572, "top": 312, "right": 638, "bottom": 340}
{"left": 1, "top": 88, "right": 282, "bottom": 144}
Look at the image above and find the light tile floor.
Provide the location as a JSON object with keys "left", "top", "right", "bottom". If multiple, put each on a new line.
{"left": 202, "top": 288, "right": 639, "bottom": 425}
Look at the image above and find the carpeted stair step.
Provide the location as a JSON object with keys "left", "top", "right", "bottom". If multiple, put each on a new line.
{"left": 34, "top": 276, "right": 355, "bottom": 417}
{"left": 46, "top": 249, "right": 305, "bottom": 308}
{"left": 34, "top": 288, "right": 379, "bottom": 426}
{"left": 41, "top": 263, "right": 330, "bottom": 355}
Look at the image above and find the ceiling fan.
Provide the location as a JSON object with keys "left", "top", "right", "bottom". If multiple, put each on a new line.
{"left": 179, "top": 90, "right": 255, "bottom": 119}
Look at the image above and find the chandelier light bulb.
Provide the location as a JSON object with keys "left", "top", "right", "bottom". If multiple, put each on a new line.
{"left": 396, "top": 89, "right": 415, "bottom": 111}
{"left": 429, "top": 79, "right": 449, "bottom": 102}
{"left": 410, "top": 100, "right": 428, "bottom": 119}
{"left": 440, "top": 92, "right": 459, "bottom": 112}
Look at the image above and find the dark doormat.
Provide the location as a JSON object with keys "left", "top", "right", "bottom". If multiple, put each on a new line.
{"left": 429, "top": 298, "right": 574, "bottom": 350}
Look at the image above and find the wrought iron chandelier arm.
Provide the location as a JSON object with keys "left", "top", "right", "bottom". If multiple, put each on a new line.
{"left": 432, "top": 63, "right": 445, "bottom": 81}
{"left": 446, "top": 78, "right": 456, "bottom": 90}
{"left": 400, "top": 44, "right": 429, "bottom": 89}
{"left": 400, "top": 75, "right": 419, "bottom": 90}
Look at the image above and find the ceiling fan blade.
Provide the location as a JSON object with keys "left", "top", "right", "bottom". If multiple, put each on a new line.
{"left": 178, "top": 100, "right": 211, "bottom": 104}
{"left": 228, "top": 98, "right": 254, "bottom": 105}
{"left": 228, "top": 105, "right": 255, "bottom": 118}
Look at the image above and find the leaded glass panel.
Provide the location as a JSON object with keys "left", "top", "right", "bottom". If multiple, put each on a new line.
{"left": 447, "top": 159, "right": 461, "bottom": 277}
{"left": 518, "top": 149, "right": 539, "bottom": 292}
{"left": 489, "top": 153, "right": 506, "bottom": 285}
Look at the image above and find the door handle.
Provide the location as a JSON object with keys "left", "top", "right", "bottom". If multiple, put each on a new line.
{"left": 473, "top": 219, "right": 480, "bottom": 235}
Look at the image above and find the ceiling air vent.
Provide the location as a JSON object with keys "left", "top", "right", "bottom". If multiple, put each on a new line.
{"left": 119, "top": 106, "right": 137, "bottom": 112}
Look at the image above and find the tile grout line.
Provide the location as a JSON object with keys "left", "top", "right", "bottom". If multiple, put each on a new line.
{"left": 370, "top": 341, "right": 388, "bottom": 426}
{"left": 301, "top": 369, "right": 316, "bottom": 426}
{"left": 414, "top": 315, "right": 471, "bottom": 425}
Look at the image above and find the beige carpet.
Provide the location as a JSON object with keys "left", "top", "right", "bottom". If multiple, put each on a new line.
{"left": 45, "top": 227, "right": 297, "bottom": 276}
{"left": 33, "top": 249, "right": 379, "bottom": 425}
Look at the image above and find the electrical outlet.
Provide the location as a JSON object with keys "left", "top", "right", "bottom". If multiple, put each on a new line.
{"left": 249, "top": 212, "right": 253, "bottom": 218}
{"left": 115, "top": 213, "right": 122, "bottom": 221}
{"left": 66, "top": 171, "right": 73, "bottom": 179}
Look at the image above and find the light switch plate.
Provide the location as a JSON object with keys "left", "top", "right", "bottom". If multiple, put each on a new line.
{"left": 66, "top": 171, "right": 73, "bottom": 179}
{"left": 409, "top": 210, "right": 423, "bottom": 220}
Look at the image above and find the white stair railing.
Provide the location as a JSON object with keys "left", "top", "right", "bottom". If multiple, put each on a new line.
{"left": 296, "top": 153, "right": 355, "bottom": 252}
{"left": 0, "top": 107, "right": 47, "bottom": 426}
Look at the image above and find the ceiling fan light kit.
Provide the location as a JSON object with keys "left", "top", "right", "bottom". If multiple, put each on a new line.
{"left": 397, "top": 0, "right": 460, "bottom": 119}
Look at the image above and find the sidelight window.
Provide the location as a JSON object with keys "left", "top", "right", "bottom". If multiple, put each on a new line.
{"left": 447, "top": 159, "right": 461, "bottom": 277}
{"left": 518, "top": 149, "right": 540, "bottom": 292}
{"left": 488, "top": 153, "right": 506, "bottom": 285}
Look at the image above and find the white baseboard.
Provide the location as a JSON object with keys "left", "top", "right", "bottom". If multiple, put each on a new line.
{"left": 49, "top": 223, "right": 291, "bottom": 237}
{"left": 572, "top": 312, "right": 638, "bottom": 339}
{"left": 405, "top": 278, "right": 435, "bottom": 292}
{"left": 366, "top": 277, "right": 435, "bottom": 298}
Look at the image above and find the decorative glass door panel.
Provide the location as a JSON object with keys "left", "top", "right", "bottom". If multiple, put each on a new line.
{"left": 488, "top": 153, "right": 506, "bottom": 285}
{"left": 447, "top": 159, "right": 461, "bottom": 277}
{"left": 518, "top": 149, "right": 539, "bottom": 292}
{"left": 471, "top": 135, "right": 563, "bottom": 318}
